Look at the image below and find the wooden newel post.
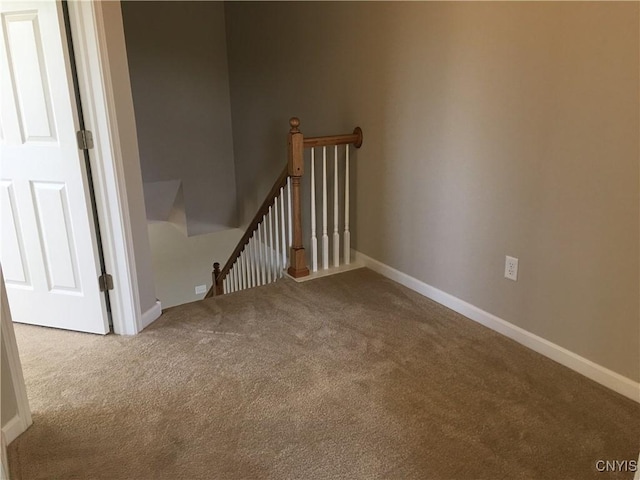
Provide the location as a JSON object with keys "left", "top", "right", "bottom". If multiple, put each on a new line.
{"left": 287, "top": 118, "right": 310, "bottom": 278}
{"left": 213, "top": 262, "right": 223, "bottom": 296}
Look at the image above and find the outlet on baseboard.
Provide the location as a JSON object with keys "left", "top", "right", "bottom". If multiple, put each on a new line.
{"left": 504, "top": 256, "right": 518, "bottom": 281}
{"left": 195, "top": 284, "right": 207, "bottom": 295}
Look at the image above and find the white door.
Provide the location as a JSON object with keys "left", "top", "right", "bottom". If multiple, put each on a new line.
{"left": 0, "top": 0, "right": 109, "bottom": 334}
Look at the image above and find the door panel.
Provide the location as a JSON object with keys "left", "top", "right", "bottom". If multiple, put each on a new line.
{"left": 3, "top": 10, "right": 57, "bottom": 142}
{"left": 0, "top": 0, "right": 109, "bottom": 334}
{"left": 1, "top": 180, "right": 30, "bottom": 286}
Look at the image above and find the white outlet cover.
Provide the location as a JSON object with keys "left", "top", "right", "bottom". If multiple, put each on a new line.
{"left": 195, "top": 284, "right": 207, "bottom": 295}
{"left": 505, "top": 256, "right": 518, "bottom": 281}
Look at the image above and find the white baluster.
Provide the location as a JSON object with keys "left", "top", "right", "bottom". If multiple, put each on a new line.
{"left": 234, "top": 264, "right": 239, "bottom": 292}
{"left": 249, "top": 238, "right": 256, "bottom": 288}
{"left": 310, "top": 148, "right": 318, "bottom": 272}
{"left": 268, "top": 206, "right": 275, "bottom": 281}
{"left": 253, "top": 236, "right": 258, "bottom": 287}
{"left": 262, "top": 220, "right": 268, "bottom": 284}
{"left": 262, "top": 223, "right": 268, "bottom": 285}
{"left": 322, "top": 146, "right": 329, "bottom": 270}
{"left": 240, "top": 248, "right": 249, "bottom": 290}
{"left": 256, "top": 224, "right": 264, "bottom": 286}
{"left": 244, "top": 243, "right": 250, "bottom": 289}
{"left": 344, "top": 145, "right": 350, "bottom": 265}
{"left": 231, "top": 265, "right": 238, "bottom": 292}
{"left": 265, "top": 216, "right": 272, "bottom": 284}
{"left": 333, "top": 145, "right": 340, "bottom": 267}
{"left": 229, "top": 269, "right": 234, "bottom": 293}
{"left": 287, "top": 177, "right": 293, "bottom": 249}
{"left": 280, "top": 187, "right": 287, "bottom": 269}
{"left": 223, "top": 278, "right": 227, "bottom": 294}
{"left": 238, "top": 256, "right": 243, "bottom": 291}
{"left": 274, "top": 196, "right": 281, "bottom": 277}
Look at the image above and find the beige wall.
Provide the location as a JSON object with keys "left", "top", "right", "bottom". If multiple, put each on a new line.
{"left": 147, "top": 224, "right": 242, "bottom": 309}
{"left": 121, "top": 1, "right": 237, "bottom": 236}
{"left": 1, "top": 340, "right": 17, "bottom": 428}
{"left": 100, "top": 1, "right": 157, "bottom": 316}
{"left": 225, "top": 2, "right": 640, "bottom": 381}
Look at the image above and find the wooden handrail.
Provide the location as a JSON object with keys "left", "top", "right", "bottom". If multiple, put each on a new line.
{"left": 207, "top": 117, "right": 363, "bottom": 297}
{"left": 220, "top": 164, "right": 289, "bottom": 281}
{"left": 205, "top": 164, "right": 289, "bottom": 297}
{"left": 303, "top": 127, "right": 363, "bottom": 149}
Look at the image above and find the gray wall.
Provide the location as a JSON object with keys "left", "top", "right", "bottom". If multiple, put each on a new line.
{"left": 225, "top": 2, "right": 640, "bottom": 381}
{"left": 122, "top": 1, "right": 237, "bottom": 236}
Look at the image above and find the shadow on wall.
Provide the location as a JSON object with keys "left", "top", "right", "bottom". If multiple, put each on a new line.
{"left": 121, "top": 1, "right": 237, "bottom": 236}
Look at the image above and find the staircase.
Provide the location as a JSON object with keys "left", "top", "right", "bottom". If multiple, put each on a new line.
{"left": 207, "top": 117, "right": 363, "bottom": 297}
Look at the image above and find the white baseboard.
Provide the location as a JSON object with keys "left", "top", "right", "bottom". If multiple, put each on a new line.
{"left": 2, "top": 415, "right": 25, "bottom": 446}
{"left": 288, "top": 259, "right": 365, "bottom": 283}
{"left": 355, "top": 251, "right": 640, "bottom": 403}
{"left": 139, "top": 300, "right": 162, "bottom": 331}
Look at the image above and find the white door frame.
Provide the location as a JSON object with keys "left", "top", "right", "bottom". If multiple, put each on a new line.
{"left": 1, "top": 268, "right": 33, "bottom": 446}
{"left": 65, "top": 0, "right": 152, "bottom": 335}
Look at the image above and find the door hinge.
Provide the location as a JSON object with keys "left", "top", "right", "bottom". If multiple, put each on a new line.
{"left": 98, "top": 273, "right": 113, "bottom": 292}
{"left": 76, "top": 129, "right": 94, "bottom": 150}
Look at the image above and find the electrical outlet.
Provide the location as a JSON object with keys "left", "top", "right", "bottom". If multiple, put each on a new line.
{"left": 504, "top": 256, "right": 518, "bottom": 281}
{"left": 195, "top": 284, "right": 207, "bottom": 295}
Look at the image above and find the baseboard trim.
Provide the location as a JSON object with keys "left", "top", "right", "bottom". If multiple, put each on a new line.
{"left": 355, "top": 251, "right": 640, "bottom": 403}
{"left": 139, "top": 300, "right": 162, "bottom": 331}
{"left": 288, "top": 259, "right": 365, "bottom": 283}
{"left": 2, "top": 415, "right": 25, "bottom": 445}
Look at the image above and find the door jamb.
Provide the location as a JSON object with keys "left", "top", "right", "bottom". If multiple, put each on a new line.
{"left": 1, "top": 269, "right": 32, "bottom": 444}
{"left": 66, "top": 1, "right": 142, "bottom": 335}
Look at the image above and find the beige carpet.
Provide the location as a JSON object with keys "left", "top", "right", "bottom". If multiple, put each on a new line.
{"left": 8, "top": 269, "right": 640, "bottom": 479}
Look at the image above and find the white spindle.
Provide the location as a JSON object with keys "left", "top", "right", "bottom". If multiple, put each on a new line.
{"left": 240, "top": 253, "right": 246, "bottom": 291}
{"left": 274, "top": 196, "right": 281, "bottom": 277}
{"left": 223, "top": 278, "right": 228, "bottom": 294}
{"left": 287, "top": 177, "right": 292, "bottom": 249}
{"left": 249, "top": 238, "right": 256, "bottom": 288}
{"left": 238, "top": 251, "right": 244, "bottom": 291}
{"left": 262, "top": 222, "right": 268, "bottom": 285}
{"left": 322, "top": 146, "right": 329, "bottom": 270}
{"left": 310, "top": 148, "right": 318, "bottom": 272}
{"left": 243, "top": 249, "right": 249, "bottom": 290}
{"left": 229, "top": 269, "right": 234, "bottom": 293}
{"left": 344, "top": 145, "right": 350, "bottom": 265}
{"left": 265, "top": 217, "right": 272, "bottom": 284}
{"left": 280, "top": 187, "right": 287, "bottom": 269}
{"left": 262, "top": 220, "right": 269, "bottom": 284}
{"left": 257, "top": 228, "right": 263, "bottom": 286}
{"left": 333, "top": 145, "right": 340, "bottom": 267}
{"left": 268, "top": 206, "right": 275, "bottom": 281}
{"left": 234, "top": 265, "right": 239, "bottom": 292}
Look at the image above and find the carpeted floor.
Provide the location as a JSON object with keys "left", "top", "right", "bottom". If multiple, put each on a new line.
{"left": 7, "top": 268, "right": 640, "bottom": 479}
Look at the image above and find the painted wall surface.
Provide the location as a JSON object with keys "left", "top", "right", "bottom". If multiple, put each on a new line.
{"left": 225, "top": 2, "right": 640, "bottom": 381}
{"left": 100, "top": 2, "right": 158, "bottom": 316}
{"left": 1, "top": 340, "right": 17, "bottom": 428}
{"left": 147, "top": 224, "right": 242, "bottom": 309}
{"left": 121, "top": 1, "right": 237, "bottom": 236}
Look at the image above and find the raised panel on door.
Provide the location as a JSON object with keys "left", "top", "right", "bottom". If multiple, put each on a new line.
{"left": 0, "top": 180, "right": 31, "bottom": 287}
{"left": 2, "top": 10, "right": 57, "bottom": 143}
{"left": 30, "top": 181, "right": 80, "bottom": 293}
